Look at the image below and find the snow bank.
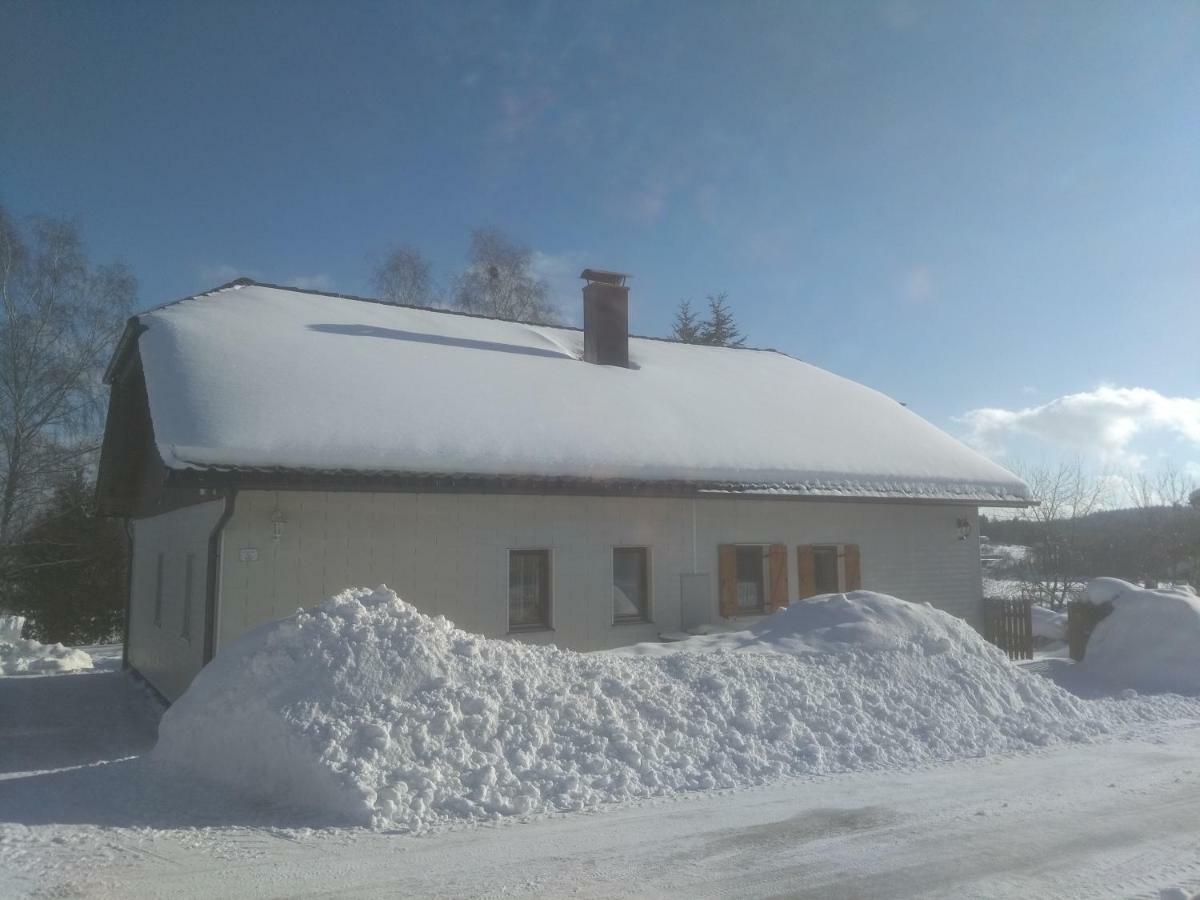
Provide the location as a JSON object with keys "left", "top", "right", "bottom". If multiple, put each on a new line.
{"left": 1031, "top": 606, "right": 1067, "bottom": 642}
{"left": 153, "top": 587, "right": 1130, "bottom": 831}
{"left": 1079, "top": 579, "right": 1200, "bottom": 694}
{"left": 0, "top": 616, "right": 93, "bottom": 675}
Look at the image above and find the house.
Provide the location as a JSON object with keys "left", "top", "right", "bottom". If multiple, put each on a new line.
{"left": 97, "top": 273, "right": 1032, "bottom": 701}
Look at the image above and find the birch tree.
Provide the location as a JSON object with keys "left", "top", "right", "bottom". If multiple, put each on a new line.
{"left": 0, "top": 205, "right": 135, "bottom": 549}
{"left": 371, "top": 244, "right": 435, "bottom": 307}
{"left": 451, "top": 228, "right": 558, "bottom": 324}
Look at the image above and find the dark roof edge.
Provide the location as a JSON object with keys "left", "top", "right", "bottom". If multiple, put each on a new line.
{"left": 162, "top": 466, "right": 1035, "bottom": 508}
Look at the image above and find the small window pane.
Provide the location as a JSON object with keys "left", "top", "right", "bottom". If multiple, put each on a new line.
{"left": 613, "top": 548, "right": 649, "bottom": 622}
{"left": 509, "top": 550, "right": 550, "bottom": 630}
{"left": 735, "top": 547, "right": 765, "bottom": 613}
{"left": 813, "top": 546, "right": 840, "bottom": 595}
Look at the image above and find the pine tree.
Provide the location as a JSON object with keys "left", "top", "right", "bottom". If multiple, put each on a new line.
{"left": 698, "top": 293, "right": 745, "bottom": 347}
{"left": 6, "top": 470, "right": 127, "bottom": 644}
{"left": 670, "top": 300, "right": 702, "bottom": 343}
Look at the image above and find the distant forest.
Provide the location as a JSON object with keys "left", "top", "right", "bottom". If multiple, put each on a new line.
{"left": 981, "top": 502, "right": 1200, "bottom": 603}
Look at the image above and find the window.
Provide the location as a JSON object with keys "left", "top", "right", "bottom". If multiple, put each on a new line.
{"left": 813, "top": 546, "right": 840, "bottom": 595}
{"left": 509, "top": 549, "right": 551, "bottom": 630}
{"left": 735, "top": 546, "right": 765, "bottom": 613}
{"left": 613, "top": 547, "right": 650, "bottom": 623}
{"left": 153, "top": 553, "right": 164, "bottom": 627}
{"left": 798, "top": 544, "right": 862, "bottom": 599}
{"left": 181, "top": 554, "right": 194, "bottom": 640}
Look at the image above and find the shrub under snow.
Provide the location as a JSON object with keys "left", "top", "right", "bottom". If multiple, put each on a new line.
{"left": 153, "top": 587, "right": 1129, "bottom": 830}
{"left": 0, "top": 615, "right": 93, "bottom": 676}
{"left": 1080, "top": 578, "right": 1200, "bottom": 695}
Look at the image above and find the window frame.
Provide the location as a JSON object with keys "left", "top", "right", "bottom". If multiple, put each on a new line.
{"left": 812, "top": 544, "right": 842, "bottom": 595}
{"left": 507, "top": 548, "right": 553, "bottom": 633}
{"left": 733, "top": 544, "right": 768, "bottom": 615}
{"left": 611, "top": 546, "right": 652, "bottom": 625}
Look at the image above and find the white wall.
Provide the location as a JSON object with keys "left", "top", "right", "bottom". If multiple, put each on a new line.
{"left": 128, "top": 500, "right": 226, "bottom": 701}
{"left": 216, "top": 491, "right": 982, "bottom": 657}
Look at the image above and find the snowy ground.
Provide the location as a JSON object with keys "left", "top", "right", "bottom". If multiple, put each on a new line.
{"left": 4, "top": 648, "right": 1200, "bottom": 899}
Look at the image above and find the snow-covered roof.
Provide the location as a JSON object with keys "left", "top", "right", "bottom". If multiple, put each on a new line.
{"left": 123, "top": 281, "right": 1031, "bottom": 504}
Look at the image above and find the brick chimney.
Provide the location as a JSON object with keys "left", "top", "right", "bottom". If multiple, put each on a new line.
{"left": 581, "top": 269, "right": 630, "bottom": 367}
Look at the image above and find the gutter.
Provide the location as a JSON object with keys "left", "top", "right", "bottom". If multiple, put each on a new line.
{"left": 202, "top": 490, "right": 237, "bottom": 665}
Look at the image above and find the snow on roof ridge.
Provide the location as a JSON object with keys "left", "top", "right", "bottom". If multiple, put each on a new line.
{"left": 138, "top": 278, "right": 791, "bottom": 356}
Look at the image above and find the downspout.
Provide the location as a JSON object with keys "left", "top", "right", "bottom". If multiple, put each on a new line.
{"left": 691, "top": 497, "right": 698, "bottom": 573}
{"left": 202, "top": 490, "right": 237, "bottom": 665}
{"left": 122, "top": 518, "right": 134, "bottom": 671}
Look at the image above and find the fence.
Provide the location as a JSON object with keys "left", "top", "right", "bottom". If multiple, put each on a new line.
{"left": 1066, "top": 601, "right": 1113, "bottom": 662}
{"left": 983, "top": 597, "right": 1033, "bottom": 661}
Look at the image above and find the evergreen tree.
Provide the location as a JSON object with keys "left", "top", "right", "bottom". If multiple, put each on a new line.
{"left": 6, "top": 470, "right": 127, "bottom": 644}
{"left": 670, "top": 299, "right": 702, "bottom": 342}
{"left": 698, "top": 293, "right": 745, "bottom": 347}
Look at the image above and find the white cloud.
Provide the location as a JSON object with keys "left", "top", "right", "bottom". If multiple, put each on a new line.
{"left": 289, "top": 273, "right": 335, "bottom": 291}
{"left": 958, "top": 385, "right": 1200, "bottom": 467}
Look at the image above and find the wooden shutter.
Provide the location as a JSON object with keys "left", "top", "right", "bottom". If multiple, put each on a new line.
{"left": 843, "top": 544, "right": 862, "bottom": 591}
{"left": 718, "top": 545, "right": 738, "bottom": 618}
{"left": 767, "top": 544, "right": 788, "bottom": 612}
{"left": 797, "top": 545, "right": 816, "bottom": 600}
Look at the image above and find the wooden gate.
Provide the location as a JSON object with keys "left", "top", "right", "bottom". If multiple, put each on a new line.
{"left": 983, "top": 597, "right": 1033, "bottom": 661}
{"left": 1066, "top": 601, "right": 1113, "bottom": 661}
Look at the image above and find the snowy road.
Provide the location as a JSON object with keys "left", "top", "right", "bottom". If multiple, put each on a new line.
{"left": 3, "top": 658, "right": 1200, "bottom": 899}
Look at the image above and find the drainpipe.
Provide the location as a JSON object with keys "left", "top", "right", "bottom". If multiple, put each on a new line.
{"left": 121, "top": 518, "right": 134, "bottom": 671}
{"left": 203, "top": 490, "right": 238, "bottom": 665}
{"left": 691, "top": 498, "right": 698, "bottom": 573}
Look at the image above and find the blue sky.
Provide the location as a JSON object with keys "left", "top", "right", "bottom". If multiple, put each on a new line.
{"left": 3, "top": 0, "right": 1198, "bottom": 485}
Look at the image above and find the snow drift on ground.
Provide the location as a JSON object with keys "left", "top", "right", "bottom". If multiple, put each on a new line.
{"left": 1031, "top": 606, "right": 1067, "bottom": 642}
{"left": 1079, "top": 579, "right": 1200, "bottom": 694}
{"left": 0, "top": 615, "right": 92, "bottom": 676}
{"left": 154, "top": 587, "right": 1138, "bottom": 831}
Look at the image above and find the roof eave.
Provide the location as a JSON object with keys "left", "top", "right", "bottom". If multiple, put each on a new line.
{"left": 161, "top": 466, "right": 1033, "bottom": 507}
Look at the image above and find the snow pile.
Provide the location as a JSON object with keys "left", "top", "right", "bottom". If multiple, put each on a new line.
{"left": 155, "top": 587, "right": 1121, "bottom": 831}
{"left": 1079, "top": 578, "right": 1200, "bottom": 694}
{"left": 1031, "top": 606, "right": 1067, "bottom": 642}
{"left": 0, "top": 616, "right": 93, "bottom": 675}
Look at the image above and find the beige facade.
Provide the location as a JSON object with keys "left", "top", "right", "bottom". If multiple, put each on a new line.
{"left": 130, "top": 491, "right": 982, "bottom": 699}
{"left": 127, "top": 500, "right": 226, "bottom": 701}
{"left": 215, "top": 490, "right": 982, "bottom": 649}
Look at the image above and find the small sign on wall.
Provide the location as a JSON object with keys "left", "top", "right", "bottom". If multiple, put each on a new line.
{"left": 239, "top": 547, "right": 259, "bottom": 562}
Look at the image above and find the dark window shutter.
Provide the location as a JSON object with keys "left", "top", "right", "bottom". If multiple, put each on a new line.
{"left": 843, "top": 544, "right": 862, "bottom": 591}
{"left": 797, "top": 545, "right": 816, "bottom": 599}
{"left": 768, "top": 544, "right": 788, "bottom": 612}
{"left": 718, "top": 545, "right": 738, "bottom": 617}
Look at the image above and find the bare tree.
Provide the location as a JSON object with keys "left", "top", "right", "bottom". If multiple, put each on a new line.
{"left": 1124, "top": 462, "right": 1198, "bottom": 587}
{"left": 0, "top": 205, "right": 135, "bottom": 548}
{"left": 451, "top": 228, "right": 558, "bottom": 324}
{"left": 371, "top": 244, "right": 435, "bottom": 307}
{"left": 1014, "top": 458, "right": 1109, "bottom": 609}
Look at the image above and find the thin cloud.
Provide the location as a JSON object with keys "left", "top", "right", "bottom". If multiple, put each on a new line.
{"left": 289, "top": 273, "right": 335, "bottom": 291}
{"left": 198, "top": 263, "right": 250, "bottom": 285}
{"left": 958, "top": 385, "right": 1200, "bottom": 467}
{"left": 902, "top": 265, "right": 936, "bottom": 304}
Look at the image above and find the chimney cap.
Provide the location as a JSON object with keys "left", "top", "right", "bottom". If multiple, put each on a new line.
{"left": 580, "top": 268, "right": 630, "bottom": 287}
